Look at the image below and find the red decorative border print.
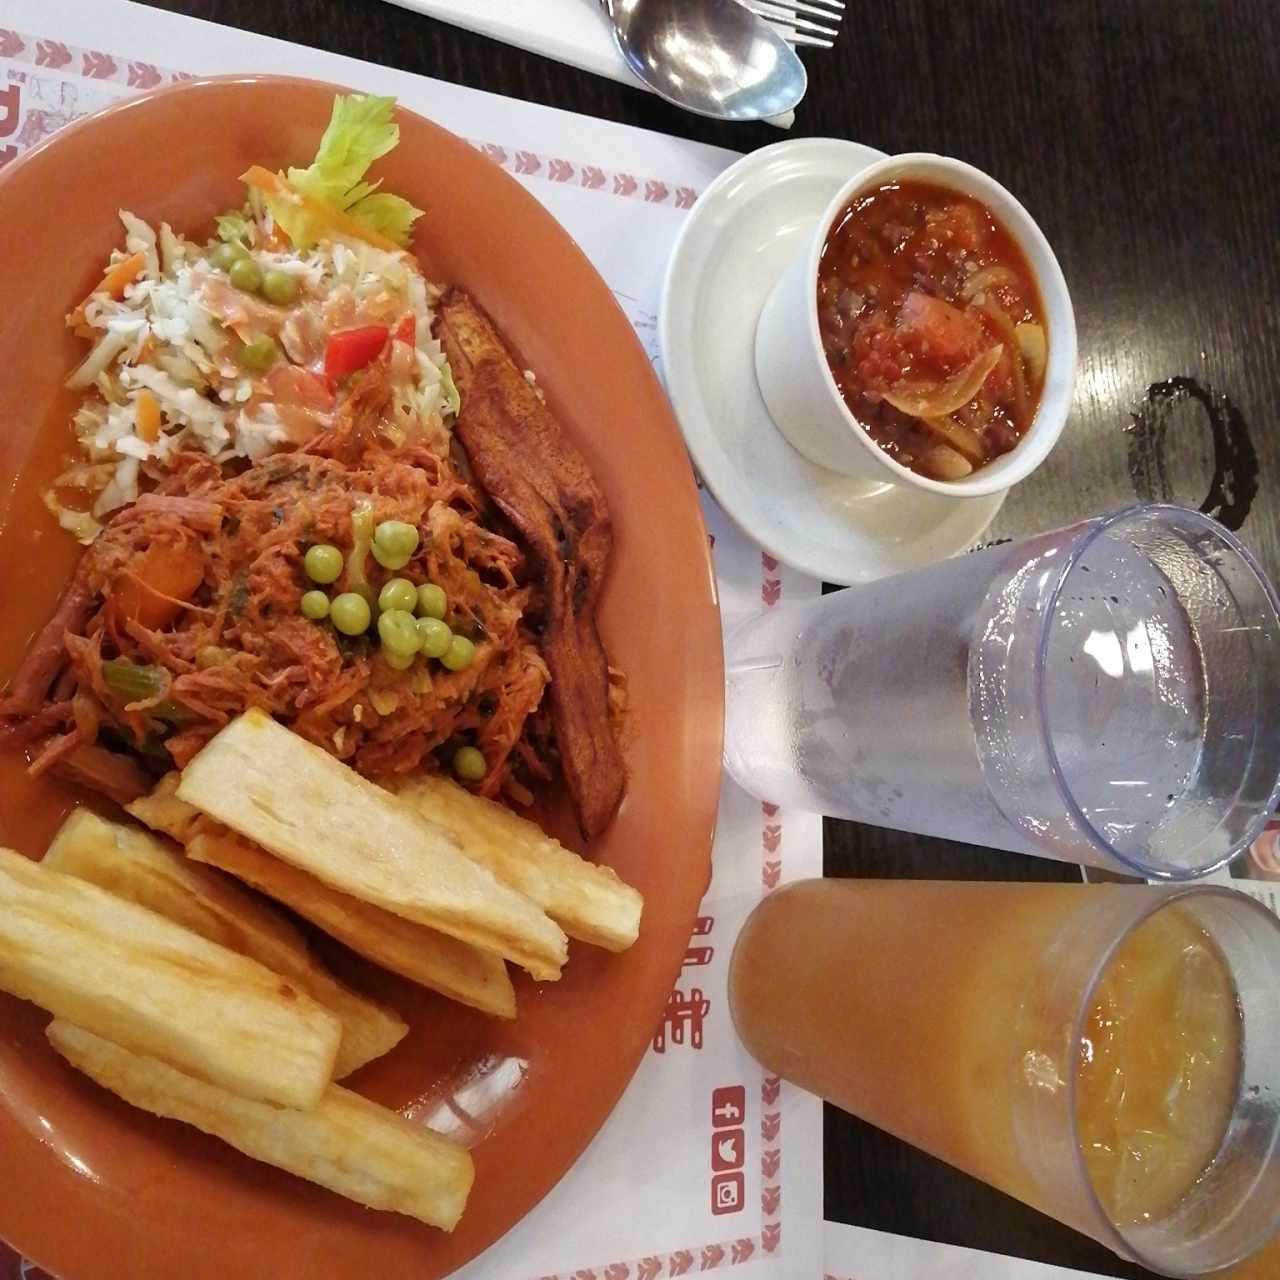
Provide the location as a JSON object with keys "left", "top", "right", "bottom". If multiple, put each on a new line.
{"left": 0, "top": 28, "right": 189, "bottom": 90}
{"left": 761, "top": 552, "right": 782, "bottom": 892}
{"left": 757, "top": 552, "right": 784, "bottom": 1254}
{"left": 0, "top": 27, "right": 702, "bottom": 209}
{"left": 470, "top": 141, "right": 698, "bottom": 209}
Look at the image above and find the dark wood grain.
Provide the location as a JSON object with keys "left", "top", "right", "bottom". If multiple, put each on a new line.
{"left": 138, "top": 4, "right": 1280, "bottom": 1275}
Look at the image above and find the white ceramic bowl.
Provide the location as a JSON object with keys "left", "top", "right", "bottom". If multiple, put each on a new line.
{"left": 753, "top": 152, "right": 1077, "bottom": 497}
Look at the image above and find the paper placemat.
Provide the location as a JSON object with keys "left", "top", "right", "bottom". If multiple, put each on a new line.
{"left": 0, "top": 2, "right": 823, "bottom": 1276}
{"left": 822, "top": 1222, "right": 1120, "bottom": 1280}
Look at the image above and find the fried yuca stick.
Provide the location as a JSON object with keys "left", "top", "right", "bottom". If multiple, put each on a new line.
{"left": 178, "top": 710, "right": 567, "bottom": 980}
{"left": 48, "top": 1021, "right": 474, "bottom": 1232}
{"left": 125, "top": 771, "right": 201, "bottom": 842}
{"left": 188, "top": 831, "right": 517, "bottom": 1020}
{"left": 0, "top": 846, "right": 340, "bottom": 1108}
{"left": 394, "top": 776, "right": 643, "bottom": 952}
{"left": 45, "top": 809, "right": 407, "bottom": 1077}
{"left": 131, "top": 776, "right": 517, "bottom": 1019}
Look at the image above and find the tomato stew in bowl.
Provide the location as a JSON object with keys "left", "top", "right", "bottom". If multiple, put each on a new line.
{"left": 816, "top": 181, "right": 1047, "bottom": 483}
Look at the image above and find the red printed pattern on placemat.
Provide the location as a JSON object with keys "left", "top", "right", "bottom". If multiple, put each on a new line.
{"left": 0, "top": 28, "right": 189, "bottom": 90}
{"left": 761, "top": 552, "right": 782, "bottom": 892}
{"left": 532, "top": 1231, "right": 765, "bottom": 1279}
{"left": 757, "top": 558, "right": 785, "bottom": 1260}
{"left": 0, "top": 26, "right": 701, "bottom": 209}
{"left": 470, "top": 141, "right": 698, "bottom": 209}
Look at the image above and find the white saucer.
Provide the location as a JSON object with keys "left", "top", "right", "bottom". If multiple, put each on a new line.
{"left": 659, "top": 138, "right": 1006, "bottom": 585}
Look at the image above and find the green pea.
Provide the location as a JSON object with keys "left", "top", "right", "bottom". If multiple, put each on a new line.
{"left": 378, "top": 577, "right": 418, "bottom": 614}
{"left": 211, "top": 241, "right": 249, "bottom": 271}
{"left": 300, "top": 590, "right": 330, "bottom": 620}
{"left": 440, "top": 634, "right": 476, "bottom": 672}
{"left": 382, "top": 648, "right": 416, "bottom": 671}
{"left": 416, "top": 583, "right": 447, "bottom": 620}
{"left": 236, "top": 333, "right": 277, "bottom": 372}
{"left": 416, "top": 616, "right": 452, "bottom": 659}
{"left": 331, "top": 592, "right": 372, "bottom": 636}
{"left": 262, "top": 268, "right": 300, "bottom": 306}
{"left": 229, "top": 256, "right": 263, "bottom": 294}
{"left": 452, "top": 746, "right": 487, "bottom": 782}
{"left": 377, "top": 608, "right": 421, "bottom": 658}
{"left": 304, "top": 543, "right": 343, "bottom": 585}
{"left": 370, "top": 544, "right": 410, "bottom": 571}
{"left": 374, "top": 520, "right": 419, "bottom": 560}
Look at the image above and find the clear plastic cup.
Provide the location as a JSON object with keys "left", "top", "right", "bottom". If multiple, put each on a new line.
{"left": 723, "top": 504, "right": 1280, "bottom": 879}
{"left": 728, "top": 880, "right": 1280, "bottom": 1277}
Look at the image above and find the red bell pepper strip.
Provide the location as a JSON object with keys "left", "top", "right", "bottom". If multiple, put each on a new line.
{"left": 393, "top": 314, "right": 415, "bottom": 346}
{"left": 323, "top": 325, "right": 389, "bottom": 379}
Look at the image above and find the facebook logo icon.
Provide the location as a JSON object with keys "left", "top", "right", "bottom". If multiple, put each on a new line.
{"left": 711, "top": 1085, "right": 745, "bottom": 1128}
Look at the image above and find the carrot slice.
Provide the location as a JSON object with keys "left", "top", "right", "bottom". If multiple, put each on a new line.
{"left": 135, "top": 389, "right": 161, "bottom": 444}
{"left": 109, "top": 539, "right": 205, "bottom": 631}
{"left": 240, "top": 166, "right": 404, "bottom": 255}
{"left": 66, "top": 251, "right": 147, "bottom": 328}
{"left": 99, "top": 251, "right": 148, "bottom": 297}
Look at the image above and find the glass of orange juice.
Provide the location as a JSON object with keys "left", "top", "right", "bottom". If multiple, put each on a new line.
{"left": 729, "top": 881, "right": 1280, "bottom": 1276}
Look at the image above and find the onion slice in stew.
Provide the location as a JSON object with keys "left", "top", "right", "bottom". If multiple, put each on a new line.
{"left": 1015, "top": 322, "right": 1047, "bottom": 382}
{"left": 976, "top": 297, "right": 1028, "bottom": 424}
{"left": 918, "top": 443, "right": 974, "bottom": 481}
{"left": 960, "top": 264, "right": 1018, "bottom": 301}
{"left": 883, "top": 344, "right": 1004, "bottom": 421}
{"left": 921, "top": 414, "right": 988, "bottom": 464}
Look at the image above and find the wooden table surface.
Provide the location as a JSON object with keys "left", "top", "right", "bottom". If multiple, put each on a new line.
{"left": 140, "top": 4, "right": 1280, "bottom": 1276}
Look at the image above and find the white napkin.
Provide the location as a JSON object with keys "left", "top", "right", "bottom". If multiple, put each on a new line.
{"left": 381, "top": 0, "right": 798, "bottom": 128}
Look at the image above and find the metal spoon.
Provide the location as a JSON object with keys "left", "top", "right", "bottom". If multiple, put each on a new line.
{"left": 600, "top": 0, "right": 806, "bottom": 122}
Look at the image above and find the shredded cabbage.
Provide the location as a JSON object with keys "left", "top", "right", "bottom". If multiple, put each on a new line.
{"left": 43, "top": 490, "right": 103, "bottom": 545}
{"left": 158, "top": 223, "right": 188, "bottom": 275}
{"left": 93, "top": 456, "right": 140, "bottom": 517}
{"left": 119, "top": 209, "right": 160, "bottom": 279}
{"left": 440, "top": 360, "right": 461, "bottom": 418}
{"left": 66, "top": 329, "right": 134, "bottom": 390}
{"left": 214, "top": 210, "right": 251, "bottom": 244}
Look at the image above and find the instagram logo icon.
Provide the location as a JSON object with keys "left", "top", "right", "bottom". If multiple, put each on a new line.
{"left": 711, "top": 1172, "right": 744, "bottom": 1215}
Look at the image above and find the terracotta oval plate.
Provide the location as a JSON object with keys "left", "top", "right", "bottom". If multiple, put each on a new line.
{"left": 0, "top": 76, "right": 723, "bottom": 1279}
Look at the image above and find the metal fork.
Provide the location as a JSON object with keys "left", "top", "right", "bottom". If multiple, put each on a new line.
{"left": 742, "top": 0, "right": 844, "bottom": 48}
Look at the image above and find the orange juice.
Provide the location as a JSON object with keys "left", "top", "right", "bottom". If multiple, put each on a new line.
{"left": 1076, "top": 907, "right": 1240, "bottom": 1225}
{"left": 1227, "top": 1237, "right": 1280, "bottom": 1278}
{"left": 729, "top": 881, "right": 1244, "bottom": 1231}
